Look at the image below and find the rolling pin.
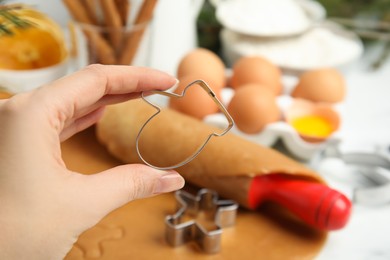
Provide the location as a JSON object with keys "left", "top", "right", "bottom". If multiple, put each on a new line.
{"left": 96, "top": 99, "right": 352, "bottom": 230}
{"left": 184, "top": 170, "right": 351, "bottom": 231}
{"left": 249, "top": 174, "right": 351, "bottom": 230}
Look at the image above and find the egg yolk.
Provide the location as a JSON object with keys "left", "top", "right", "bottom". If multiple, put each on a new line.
{"left": 291, "top": 115, "right": 333, "bottom": 138}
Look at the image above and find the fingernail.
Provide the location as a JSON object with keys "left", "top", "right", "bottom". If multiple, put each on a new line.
{"left": 168, "top": 78, "right": 179, "bottom": 91}
{"left": 154, "top": 172, "right": 184, "bottom": 194}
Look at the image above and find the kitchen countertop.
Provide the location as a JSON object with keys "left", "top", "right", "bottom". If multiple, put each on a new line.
{"left": 63, "top": 44, "right": 389, "bottom": 259}
{"left": 314, "top": 42, "right": 390, "bottom": 260}
{"left": 62, "top": 42, "right": 389, "bottom": 259}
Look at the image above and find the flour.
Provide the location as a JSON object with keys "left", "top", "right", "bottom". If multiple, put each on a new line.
{"left": 221, "top": 25, "right": 363, "bottom": 70}
{"left": 216, "top": 0, "right": 311, "bottom": 36}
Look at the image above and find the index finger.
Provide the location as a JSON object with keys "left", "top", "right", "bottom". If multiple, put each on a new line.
{"left": 43, "top": 65, "right": 177, "bottom": 113}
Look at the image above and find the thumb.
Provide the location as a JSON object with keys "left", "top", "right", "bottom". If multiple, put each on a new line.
{"left": 74, "top": 164, "right": 185, "bottom": 218}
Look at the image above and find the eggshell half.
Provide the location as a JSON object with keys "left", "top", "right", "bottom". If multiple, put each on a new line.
{"left": 285, "top": 98, "right": 340, "bottom": 143}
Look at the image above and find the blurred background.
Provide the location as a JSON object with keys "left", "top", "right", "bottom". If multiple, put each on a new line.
{"left": 1, "top": 0, "right": 389, "bottom": 75}
{"left": 196, "top": 0, "right": 389, "bottom": 70}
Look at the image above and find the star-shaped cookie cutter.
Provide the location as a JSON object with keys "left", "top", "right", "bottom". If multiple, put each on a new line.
{"left": 165, "top": 189, "right": 238, "bottom": 254}
{"left": 136, "top": 79, "right": 234, "bottom": 170}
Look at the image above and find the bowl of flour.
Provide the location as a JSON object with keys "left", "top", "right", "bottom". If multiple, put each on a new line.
{"left": 220, "top": 21, "right": 364, "bottom": 74}
{"left": 216, "top": 0, "right": 325, "bottom": 37}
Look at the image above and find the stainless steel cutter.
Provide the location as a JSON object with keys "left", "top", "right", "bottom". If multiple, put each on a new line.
{"left": 165, "top": 188, "right": 238, "bottom": 254}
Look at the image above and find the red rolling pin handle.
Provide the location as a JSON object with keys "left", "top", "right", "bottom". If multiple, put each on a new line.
{"left": 248, "top": 174, "right": 352, "bottom": 230}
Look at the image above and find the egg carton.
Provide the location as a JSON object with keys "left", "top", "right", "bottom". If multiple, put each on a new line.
{"left": 146, "top": 75, "right": 342, "bottom": 161}
{"left": 203, "top": 77, "right": 342, "bottom": 161}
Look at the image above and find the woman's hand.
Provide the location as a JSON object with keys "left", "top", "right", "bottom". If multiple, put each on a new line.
{"left": 0, "top": 65, "right": 184, "bottom": 259}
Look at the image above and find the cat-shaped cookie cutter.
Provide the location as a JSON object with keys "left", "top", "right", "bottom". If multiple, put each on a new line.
{"left": 136, "top": 79, "right": 234, "bottom": 170}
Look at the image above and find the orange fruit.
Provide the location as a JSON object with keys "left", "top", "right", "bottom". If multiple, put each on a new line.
{"left": 0, "top": 7, "right": 67, "bottom": 70}
{"left": 0, "top": 91, "right": 12, "bottom": 99}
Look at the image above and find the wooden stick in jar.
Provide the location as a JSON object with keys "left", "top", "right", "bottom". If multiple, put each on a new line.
{"left": 114, "top": 0, "right": 130, "bottom": 26}
{"left": 99, "top": 0, "right": 123, "bottom": 51}
{"left": 81, "top": 0, "right": 99, "bottom": 25}
{"left": 62, "top": 0, "right": 117, "bottom": 64}
{"left": 119, "top": 0, "right": 158, "bottom": 65}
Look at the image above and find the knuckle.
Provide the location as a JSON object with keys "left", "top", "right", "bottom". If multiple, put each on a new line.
{"left": 82, "top": 64, "right": 110, "bottom": 93}
{"left": 84, "top": 63, "right": 105, "bottom": 73}
{"left": 123, "top": 165, "right": 154, "bottom": 201}
{"left": 83, "top": 64, "right": 107, "bottom": 81}
{"left": 0, "top": 93, "right": 31, "bottom": 117}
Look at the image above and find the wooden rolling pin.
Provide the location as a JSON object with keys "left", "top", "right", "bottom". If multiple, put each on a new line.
{"left": 96, "top": 99, "right": 351, "bottom": 230}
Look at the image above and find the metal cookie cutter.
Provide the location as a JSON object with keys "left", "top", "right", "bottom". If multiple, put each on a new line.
{"left": 136, "top": 79, "right": 234, "bottom": 170}
{"left": 318, "top": 142, "right": 390, "bottom": 206}
{"left": 165, "top": 189, "right": 238, "bottom": 254}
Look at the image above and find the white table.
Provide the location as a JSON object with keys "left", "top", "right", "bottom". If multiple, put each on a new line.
{"left": 316, "top": 43, "right": 390, "bottom": 260}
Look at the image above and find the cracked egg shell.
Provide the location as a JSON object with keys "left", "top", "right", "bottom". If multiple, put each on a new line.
{"left": 285, "top": 98, "right": 340, "bottom": 143}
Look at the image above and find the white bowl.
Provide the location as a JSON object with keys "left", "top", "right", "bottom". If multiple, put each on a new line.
{"left": 221, "top": 21, "right": 364, "bottom": 75}
{"left": 216, "top": 0, "right": 326, "bottom": 37}
{"left": 0, "top": 58, "right": 69, "bottom": 93}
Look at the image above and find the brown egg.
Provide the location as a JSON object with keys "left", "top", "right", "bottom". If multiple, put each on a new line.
{"left": 230, "top": 56, "right": 282, "bottom": 95}
{"left": 169, "top": 75, "right": 222, "bottom": 120}
{"left": 227, "top": 83, "right": 281, "bottom": 134}
{"left": 177, "top": 48, "right": 226, "bottom": 90}
{"left": 291, "top": 68, "right": 346, "bottom": 103}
